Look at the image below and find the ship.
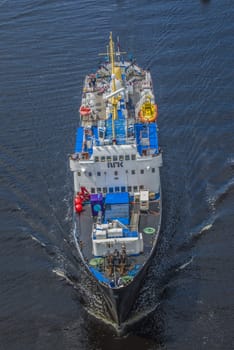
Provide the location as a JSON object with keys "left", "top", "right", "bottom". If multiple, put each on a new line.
{"left": 69, "top": 33, "right": 162, "bottom": 327}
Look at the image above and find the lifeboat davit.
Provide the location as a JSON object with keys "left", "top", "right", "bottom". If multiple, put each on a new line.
{"left": 79, "top": 105, "right": 91, "bottom": 116}
{"left": 138, "top": 101, "right": 158, "bottom": 123}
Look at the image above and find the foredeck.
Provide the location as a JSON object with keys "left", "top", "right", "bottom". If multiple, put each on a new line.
{"left": 74, "top": 197, "right": 161, "bottom": 286}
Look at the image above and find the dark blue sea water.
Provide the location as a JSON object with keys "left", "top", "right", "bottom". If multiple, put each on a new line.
{"left": 1, "top": 0, "right": 234, "bottom": 349}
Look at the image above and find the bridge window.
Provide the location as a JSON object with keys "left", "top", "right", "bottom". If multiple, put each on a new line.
{"left": 128, "top": 186, "right": 132, "bottom": 192}
{"left": 133, "top": 186, "right": 138, "bottom": 192}
{"left": 125, "top": 155, "right": 130, "bottom": 161}
{"left": 121, "top": 186, "right": 126, "bottom": 192}
{"left": 101, "top": 156, "right": 105, "bottom": 162}
{"left": 109, "top": 187, "right": 114, "bottom": 193}
{"left": 103, "top": 187, "right": 107, "bottom": 193}
{"left": 113, "top": 155, "right": 118, "bottom": 161}
{"left": 131, "top": 154, "right": 136, "bottom": 160}
{"left": 115, "top": 186, "right": 120, "bottom": 192}
{"left": 107, "top": 156, "right": 111, "bottom": 162}
{"left": 97, "top": 187, "right": 101, "bottom": 193}
{"left": 119, "top": 155, "right": 124, "bottom": 161}
{"left": 91, "top": 188, "right": 95, "bottom": 193}
{"left": 77, "top": 171, "right": 81, "bottom": 176}
{"left": 94, "top": 156, "right": 99, "bottom": 162}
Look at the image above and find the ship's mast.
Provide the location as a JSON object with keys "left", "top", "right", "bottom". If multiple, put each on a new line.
{"left": 109, "top": 32, "right": 116, "bottom": 89}
{"left": 109, "top": 32, "right": 118, "bottom": 141}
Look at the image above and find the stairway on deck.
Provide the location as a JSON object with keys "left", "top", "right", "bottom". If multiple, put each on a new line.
{"left": 130, "top": 211, "right": 139, "bottom": 231}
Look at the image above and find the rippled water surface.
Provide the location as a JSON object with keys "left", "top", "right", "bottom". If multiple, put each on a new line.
{"left": 1, "top": 0, "right": 234, "bottom": 349}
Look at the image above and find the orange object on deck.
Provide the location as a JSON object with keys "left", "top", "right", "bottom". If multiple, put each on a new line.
{"left": 79, "top": 105, "right": 91, "bottom": 116}
{"left": 139, "top": 102, "right": 158, "bottom": 123}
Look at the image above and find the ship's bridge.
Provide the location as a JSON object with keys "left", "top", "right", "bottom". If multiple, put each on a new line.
{"left": 70, "top": 142, "right": 162, "bottom": 197}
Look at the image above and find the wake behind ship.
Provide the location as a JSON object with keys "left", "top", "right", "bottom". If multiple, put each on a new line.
{"left": 69, "top": 33, "right": 163, "bottom": 326}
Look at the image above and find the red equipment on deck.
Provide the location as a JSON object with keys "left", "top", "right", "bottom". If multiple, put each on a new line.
{"left": 74, "top": 187, "right": 90, "bottom": 213}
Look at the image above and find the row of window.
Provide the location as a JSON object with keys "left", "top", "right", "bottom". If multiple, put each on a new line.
{"left": 90, "top": 185, "right": 145, "bottom": 194}
{"left": 77, "top": 168, "right": 155, "bottom": 177}
{"left": 94, "top": 154, "right": 136, "bottom": 162}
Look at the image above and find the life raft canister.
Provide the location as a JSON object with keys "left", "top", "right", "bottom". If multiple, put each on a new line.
{"left": 74, "top": 196, "right": 82, "bottom": 205}
{"left": 75, "top": 203, "right": 83, "bottom": 213}
{"left": 79, "top": 105, "right": 91, "bottom": 116}
{"left": 74, "top": 187, "right": 90, "bottom": 213}
{"left": 74, "top": 195, "right": 83, "bottom": 213}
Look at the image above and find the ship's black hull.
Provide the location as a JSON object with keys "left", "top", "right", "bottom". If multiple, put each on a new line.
{"left": 75, "top": 228, "right": 160, "bottom": 327}
{"left": 97, "top": 258, "right": 151, "bottom": 326}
